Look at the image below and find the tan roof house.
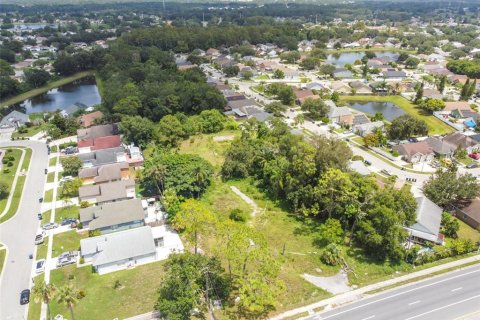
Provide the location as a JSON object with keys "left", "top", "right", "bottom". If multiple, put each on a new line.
{"left": 394, "top": 141, "right": 435, "bottom": 163}
{"left": 78, "top": 162, "right": 130, "bottom": 185}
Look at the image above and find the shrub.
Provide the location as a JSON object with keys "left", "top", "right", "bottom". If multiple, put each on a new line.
{"left": 89, "top": 229, "right": 101, "bottom": 237}
{"left": 113, "top": 280, "right": 122, "bottom": 289}
{"left": 3, "top": 168, "right": 10, "bottom": 174}
{"left": 229, "top": 208, "right": 249, "bottom": 223}
{"left": 80, "top": 201, "right": 90, "bottom": 208}
{"left": 7, "top": 161, "right": 13, "bottom": 167}
{"left": 321, "top": 244, "right": 342, "bottom": 266}
{"left": 351, "top": 155, "right": 364, "bottom": 161}
{"left": 79, "top": 256, "right": 85, "bottom": 264}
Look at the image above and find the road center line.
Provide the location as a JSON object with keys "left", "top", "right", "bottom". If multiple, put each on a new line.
{"left": 360, "top": 316, "right": 375, "bottom": 320}
{"left": 404, "top": 294, "right": 480, "bottom": 320}
{"left": 408, "top": 300, "right": 421, "bottom": 306}
{"left": 451, "top": 287, "right": 462, "bottom": 292}
{"left": 319, "top": 268, "right": 480, "bottom": 320}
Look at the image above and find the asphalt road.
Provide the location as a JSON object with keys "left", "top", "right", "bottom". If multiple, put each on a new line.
{"left": 0, "top": 140, "right": 48, "bottom": 320}
{"left": 306, "top": 264, "right": 480, "bottom": 320}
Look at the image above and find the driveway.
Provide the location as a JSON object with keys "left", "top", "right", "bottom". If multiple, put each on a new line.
{"left": 0, "top": 140, "right": 48, "bottom": 320}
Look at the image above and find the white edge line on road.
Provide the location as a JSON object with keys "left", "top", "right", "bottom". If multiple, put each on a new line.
{"left": 451, "top": 287, "right": 463, "bottom": 292}
{"left": 408, "top": 300, "right": 421, "bottom": 306}
{"left": 404, "top": 294, "right": 480, "bottom": 320}
{"left": 360, "top": 316, "right": 375, "bottom": 320}
{"left": 319, "top": 268, "right": 480, "bottom": 320}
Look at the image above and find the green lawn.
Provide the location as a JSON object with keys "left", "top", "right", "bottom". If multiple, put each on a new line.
{"left": 340, "top": 95, "right": 454, "bottom": 135}
{"left": 12, "top": 124, "right": 46, "bottom": 138}
{"left": 325, "top": 48, "right": 415, "bottom": 54}
{"left": 456, "top": 218, "right": 480, "bottom": 243}
{"left": 178, "top": 130, "right": 240, "bottom": 170}
{"left": 0, "top": 71, "right": 95, "bottom": 108}
{"left": 255, "top": 74, "right": 270, "bottom": 80}
{"left": 47, "top": 172, "right": 55, "bottom": 183}
{"left": 49, "top": 262, "right": 166, "bottom": 320}
{"left": 28, "top": 274, "right": 45, "bottom": 320}
{"left": 22, "top": 148, "right": 32, "bottom": 171}
{"left": 0, "top": 149, "right": 23, "bottom": 212}
{"left": 49, "top": 157, "right": 57, "bottom": 167}
{"left": 54, "top": 206, "right": 79, "bottom": 224}
{"left": 52, "top": 230, "right": 87, "bottom": 258}
{"left": 44, "top": 189, "right": 53, "bottom": 203}
{"left": 36, "top": 241, "right": 48, "bottom": 261}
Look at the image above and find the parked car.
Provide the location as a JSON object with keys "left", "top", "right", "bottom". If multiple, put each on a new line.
{"left": 364, "top": 160, "right": 372, "bottom": 166}
{"left": 35, "top": 259, "right": 46, "bottom": 274}
{"left": 34, "top": 232, "right": 45, "bottom": 245}
{"left": 61, "top": 176, "right": 73, "bottom": 182}
{"left": 39, "top": 197, "right": 43, "bottom": 203}
{"left": 44, "top": 169, "right": 48, "bottom": 174}
{"left": 56, "top": 255, "right": 76, "bottom": 268}
{"left": 381, "top": 169, "right": 393, "bottom": 176}
{"left": 37, "top": 213, "right": 42, "bottom": 220}
{"left": 42, "top": 222, "right": 58, "bottom": 230}
{"left": 20, "top": 289, "right": 30, "bottom": 305}
{"left": 59, "top": 251, "right": 78, "bottom": 259}
{"left": 61, "top": 218, "right": 77, "bottom": 226}
{"left": 466, "top": 163, "right": 478, "bottom": 169}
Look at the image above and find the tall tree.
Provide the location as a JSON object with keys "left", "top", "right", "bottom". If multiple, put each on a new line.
{"left": 32, "top": 282, "right": 57, "bottom": 320}
{"left": 437, "top": 76, "right": 447, "bottom": 93}
{"left": 423, "top": 170, "right": 480, "bottom": 207}
{"left": 173, "top": 199, "right": 216, "bottom": 254}
{"left": 57, "top": 284, "right": 81, "bottom": 320}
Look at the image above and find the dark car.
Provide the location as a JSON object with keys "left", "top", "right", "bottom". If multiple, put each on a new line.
{"left": 37, "top": 213, "right": 42, "bottom": 220}
{"left": 44, "top": 169, "right": 48, "bottom": 174}
{"left": 61, "top": 218, "right": 77, "bottom": 226}
{"left": 39, "top": 197, "right": 43, "bottom": 203}
{"left": 364, "top": 160, "right": 372, "bottom": 166}
{"left": 466, "top": 163, "right": 478, "bottom": 169}
{"left": 20, "top": 289, "right": 30, "bottom": 305}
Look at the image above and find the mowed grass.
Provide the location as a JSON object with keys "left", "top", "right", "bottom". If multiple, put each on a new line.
{"left": 44, "top": 189, "right": 53, "bottom": 203}
{"left": 456, "top": 218, "right": 480, "bottom": 243}
{"left": 49, "top": 262, "right": 166, "bottom": 320}
{"left": 0, "top": 248, "right": 6, "bottom": 274}
{"left": 54, "top": 206, "right": 79, "bottom": 223}
{"left": 178, "top": 130, "right": 240, "bottom": 170}
{"left": 0, "top": 149, "right": 23, "bottom": 212}
{"left": 12, "top": 123, "right": 46, "bottom": 138}
{"left": 49, "top": 157, "right": 57, "bottom": 167}
{"left": 47, "top": 172, "right": 55, "bottom": 183}
{"left": 52, "top": 230, "right": 87, "bottom": 257}
{"left": 340, "top": 95, "right": 454, "bottom": 135}
{"left": 27, "top": 274, "right": 45, "bottom": 320}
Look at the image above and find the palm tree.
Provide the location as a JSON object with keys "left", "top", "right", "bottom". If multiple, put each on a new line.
{"left": 57, "top": 284, "right": 80, "bottom": 320}
{"left": 32, "top": 281, "right": 57, "bottom": 320}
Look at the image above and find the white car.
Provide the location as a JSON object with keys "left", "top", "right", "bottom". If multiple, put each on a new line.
{"left": 61, "top": 176, "right": 73, "bottom": 182}
{"left": 381, "top": 169, "right": 393, "bottom": 176}
{"left": 34, "top": 232, "right": 45, "bottom": 245}
{"left": 35, "top": 259, "right": 45, "bottom": 274}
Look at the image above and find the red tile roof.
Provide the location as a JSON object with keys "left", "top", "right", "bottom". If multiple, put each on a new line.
{"left": 78, "top": 135, "right": 122, "bottom": 151}
{"left": 79, "top": 111, "right": 104, "bottom": 128}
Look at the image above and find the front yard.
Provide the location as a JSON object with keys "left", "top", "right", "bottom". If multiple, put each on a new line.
{"left": 54, "top": 206, "right": 79, "bottom": 223}
{"left": 52, "top": 230, "right": 87, "bottom": 258}
{"left": 49, "top": 262, "right": 165, "bottom": 320}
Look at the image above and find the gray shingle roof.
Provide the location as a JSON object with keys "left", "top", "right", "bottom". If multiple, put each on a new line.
{"left": 78, "top": 162, "right": 129, "bottom": 183}
{"left": 79, "top": 179, "right": 135, "bottom": 203}
{"left": 80, "top": 226, "right": 155, "bottom": 266}
{"left": 0, "top": 111, "right": 29, "bottom": 128}
{"left": 328, "top": 106, "right": 352, "bottom": 118}
{"left": 406, "top": 196, "right": 442, "bottom": 243}
{"left": 80, "top": 199, "right": 144, "bottom": 230}
{"left": 78, "top": 147, "right": 125, "bottom": 167}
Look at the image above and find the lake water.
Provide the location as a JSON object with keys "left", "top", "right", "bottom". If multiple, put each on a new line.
{"left": 17, "top": 76, "right": 101, "bottom": 114}
{"left": 347, "top": 101, "right": 405, "bottom": 121}
{"left": 9, "top": 24, "right": 56, "bottom": 30}
{"left": 326, "top": 52, "right": 399, "bottom": 67}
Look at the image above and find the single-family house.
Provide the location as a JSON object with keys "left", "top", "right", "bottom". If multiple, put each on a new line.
{"left": 78, "top": 147, "right": 126, "bottom": 168}
{"left": 294, "top": 89, "right": 316, "bottom": 106}
{"left": 455, "top": 198, "right": 480, "bottom": 229}
{"left": 226, "top": 98, "right": 258, "bottom": 111}
{"left": 353, "top": 121, "right": 384, "bottom": 137}
{"left": 451, "top": 108, "right": 478, "bottom": 121}
{"left": 80, "top": 226, "right": 156, "bottom": 274}
{"left": 78, "top": 162, "right": 130, "bottom": 185}
{"left": 349, "top": 81, "right": 373, "bottom": 94}
{"left": 332, "top": 68, "right": 353, "bottom": 79}
{"left": 206, "top": 48, "right": 220, "bottom": 57}
{"left": 352, "top": 114, "right": 371, "bottom": 126}
{"left": 382, "top": 70, "right": 407, "bottom": 81}
{"left": 423, "top": 88, "right": 443, "bottom": 100}
{"left": 405, "top": 196, "right": 444, "bottom": 245}
{"left": 77, "top": 135, "right": 122, "bottom": 154}
{"left": 79, "top": 199, "right": 145, "bottom": 234}
{"left": 442, "top": 132, "right": 480, "bottom": 154}
{"left": 305, "top": 82, "right": 325, "bottom": 91}
{"left": 227, "top": 105, "right": 272, "bottom": 123}
{"left": 424, "top": 136, "right": 456, "bottom": 158}
{"left": 77, "top": 124, "right": 119, "bottom": 141}
{"left": 0, "top": 111, "right": 29, "bottom": 129}
{"left": 393, "top": 141, "right": 435, "bottom": 163}
{"left": 331, "top": 81, "right": 352, "bottom": 94}
{"left": 328, "top": 107, "right": 353, "bottom": 125}
{"left": 79, "top": 179, "right": 136, "bottom": 205}
{"left": 79, "top": 111, "right": 103, "bottom": 128}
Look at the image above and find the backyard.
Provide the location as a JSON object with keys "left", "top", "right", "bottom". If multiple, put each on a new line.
{"left": 340, "top": 95, "right": 454, "bottom": 135}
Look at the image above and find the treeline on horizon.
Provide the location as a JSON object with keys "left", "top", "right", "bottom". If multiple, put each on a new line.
{"left": 1, "top": 1, "right": 479, "bottom": 23}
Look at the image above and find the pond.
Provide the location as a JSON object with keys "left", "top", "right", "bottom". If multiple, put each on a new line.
{"left": 347, "top": 101, "right": 405, "bottom": 121}
{"left": 17, "top": 76, "right": 101, "bottom": 115}
{"left": 326, "top": 52, "right": 399, "bottom": 67}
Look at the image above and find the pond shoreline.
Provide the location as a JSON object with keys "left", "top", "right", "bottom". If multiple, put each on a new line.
{"left": 0, "top": 70, "right": 95, "bottom": 108}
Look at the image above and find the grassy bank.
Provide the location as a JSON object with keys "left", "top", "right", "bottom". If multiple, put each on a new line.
{"left": 0, "top": 149, "right": 24, "bottom": 213}
{"left": 340, "top": 95, "right": 454, "bottom": 135}
{"left": 0, "top": 70, "right": 95, "bottom": 108}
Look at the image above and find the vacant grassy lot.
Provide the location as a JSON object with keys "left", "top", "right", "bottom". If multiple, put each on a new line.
{"left": 178, "top": 130, "right": 240, "bottom": 170}
{"left": 49, "top": 262, "right": 166, "bottom": 320}
{"left": 340, "top": 95, "right": 454, "bottom": 135}
{"left": 54, "top": 206, "right": 79, "bottom": 223}
{"left": 52, "top": 230, "right": 87, "bottom": 257}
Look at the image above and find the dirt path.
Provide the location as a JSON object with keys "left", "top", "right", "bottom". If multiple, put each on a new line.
{"left": 230, "top": 186, "right": 259, "bottom": 218}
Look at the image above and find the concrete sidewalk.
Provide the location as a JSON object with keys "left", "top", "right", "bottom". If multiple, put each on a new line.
{"left": 271, "top": 254, "right": 480, "bottom": 320}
